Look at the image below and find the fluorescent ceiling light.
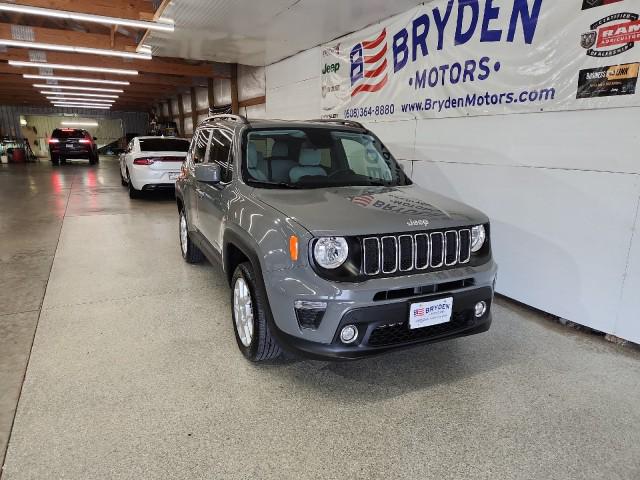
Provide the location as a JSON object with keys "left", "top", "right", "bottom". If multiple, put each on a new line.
{"left": 9, "top": 61, "right": 138, "bottom": 76}
{"left": 40, "top": 91, "right": 119, "bottom": 98}
{"left": 0, "top": 39, "right": 151, "bottom": 60}
{"left": 34, "top": 84, "right": 123, "bottom": 93}
{"left": 0, "top": 2, "right": 175, "bottom": 32}
{"left": 24, "top": 74, "right": 129, "bottom": 86}
{"left": 47, "top": 97, "right": 115, "bottom": 103}
{"left": 54, "top": 103, "right": 111, "bottom": 110}
{"left": 61, "top": 121, "right": 100, "bottom": 127}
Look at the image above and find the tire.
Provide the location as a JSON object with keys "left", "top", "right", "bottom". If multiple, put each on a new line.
{"left": 231, "top": 262, "right": 283, "bottom": 362}
{"left": 121, "top": 170, "right": 127, "bottom": 186}
{"left": 89, "top": 155, "right": 97, "bottom": 165}
{"left": 51, "top": 155, "right": 59, "bottom": 166}
{"left": 179, "top": 209, "right": 204, "bottom": 264}
{"left": 128, "top": 171, "right": 142, "bottom": 199}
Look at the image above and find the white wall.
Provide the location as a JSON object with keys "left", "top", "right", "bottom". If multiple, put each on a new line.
{"left": 266, "top": 46, "right": 640, "bottom": 344}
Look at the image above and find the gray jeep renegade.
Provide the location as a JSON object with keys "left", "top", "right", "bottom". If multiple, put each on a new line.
{"left": 176, "top": 114, "right": 497, "bottom": 361}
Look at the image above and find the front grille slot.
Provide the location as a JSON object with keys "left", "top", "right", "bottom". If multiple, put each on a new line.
{"left": 381, "top": 236, "right": 398, "bottom": 274}
{"left": 361, "top": 228, "right": 473, "bottom": 278}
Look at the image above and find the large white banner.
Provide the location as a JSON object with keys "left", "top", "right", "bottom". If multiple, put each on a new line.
{"left": 320, "top": 0, "right": 640, "bottom": 120}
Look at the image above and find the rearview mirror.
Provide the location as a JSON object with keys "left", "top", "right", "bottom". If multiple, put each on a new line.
{"left": 195, "top": 163, "right": 220, "bottom": 184}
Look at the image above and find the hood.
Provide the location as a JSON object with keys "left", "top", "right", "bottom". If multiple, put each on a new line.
{"left": 253, "top": 185, "right": 488, "bottom": 236}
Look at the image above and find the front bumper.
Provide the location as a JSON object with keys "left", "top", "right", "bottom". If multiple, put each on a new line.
{"left": 262, "top": 259, "right": 497, "bottom": 360}
{"left": 273, "top": 287, "right": 493, "bottom": 360}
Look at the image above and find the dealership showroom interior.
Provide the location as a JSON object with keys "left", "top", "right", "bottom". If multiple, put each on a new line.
{"left": 1, "top": 0, "right": 640, "bottom": 479}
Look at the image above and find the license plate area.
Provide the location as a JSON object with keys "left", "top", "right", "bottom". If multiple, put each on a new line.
{"left": 409, "top": 297, "right": 453, "bottom": 330}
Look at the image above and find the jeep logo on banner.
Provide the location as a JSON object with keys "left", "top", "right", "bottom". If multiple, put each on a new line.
{"left": 320, "top": 0, "right": 640, "bottom": 121}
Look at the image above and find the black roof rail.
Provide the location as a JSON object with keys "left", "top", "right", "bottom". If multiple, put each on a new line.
{"left": 204, "top": 112, "right": 249, "bottom": 124}
{"left": 309, "top": 118, "right": 366, "bottom": 129}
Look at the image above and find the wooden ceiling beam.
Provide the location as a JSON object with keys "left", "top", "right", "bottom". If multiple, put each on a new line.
{"left": 0, "top": 22, "right": 137, "bottom": 51}
{"left": 11, "top": 0, "right": 155, "bottom": 22}
{"left": 0, "top": 63, "right": 210, "bottom": 86}
{"left": 0, "top": 49, "right": 219, "bottom": 77}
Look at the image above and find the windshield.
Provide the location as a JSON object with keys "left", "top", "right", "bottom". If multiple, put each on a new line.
{"left": 244, "top": 128, "right": 411, "bottom": 188}
{"left": 139, "top": 138, "right": 189, "bottom": 152}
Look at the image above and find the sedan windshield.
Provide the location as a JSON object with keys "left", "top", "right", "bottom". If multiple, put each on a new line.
{"left": 244, "top": 128, "right": 411, "bottom": 188}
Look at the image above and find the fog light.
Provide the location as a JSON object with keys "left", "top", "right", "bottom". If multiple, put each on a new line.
{"left": 340, "top": 325, "right": 358, "bottom": 344}
{"left": 474, "top": 301, "right": 487, "bottom": 318}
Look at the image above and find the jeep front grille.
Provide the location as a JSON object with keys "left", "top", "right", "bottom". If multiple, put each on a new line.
{"left": 362, "top": 229, "right": 471, "bottom": 277}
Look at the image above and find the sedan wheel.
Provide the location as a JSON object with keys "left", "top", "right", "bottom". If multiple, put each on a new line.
{"left": 233, "top": 277, "right": 254, "bottom": 348}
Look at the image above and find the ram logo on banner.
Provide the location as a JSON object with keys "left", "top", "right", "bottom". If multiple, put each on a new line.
{"left": 320, "top": 0, "right": 640, "bottom": 121}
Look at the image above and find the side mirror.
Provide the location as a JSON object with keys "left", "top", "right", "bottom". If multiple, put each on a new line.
{"left": 93, "top": 137, "right": 98, "bottom": 141}
{"left": 195, "top": 163, "right": 221, "bottom": 184}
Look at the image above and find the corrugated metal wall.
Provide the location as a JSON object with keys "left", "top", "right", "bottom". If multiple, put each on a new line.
{"left": 0, "top": 106, "right": 148, "bottom": 139}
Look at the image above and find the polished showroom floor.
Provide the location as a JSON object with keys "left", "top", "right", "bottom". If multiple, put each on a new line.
{"left": 1, "top": 157, "right": 639, "bottom": 480}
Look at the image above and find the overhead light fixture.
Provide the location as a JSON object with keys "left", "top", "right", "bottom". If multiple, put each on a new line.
{"left": 9, "top": 61, "right": 138, "bottom": 76}
{"left": 0, "top": 39, "right": 151, "bottom": 60}
{"left": 40, "top": 91, "right": 119, "bottom": 98}
{"left": 0, "top": 2, "right": 175, "bottom": 32}
{"left": 34, "top": 84, "right": 123, "bottom": 93}
{"left": 47, "top": 97, "right": 115, "bottom": 103}
{"left": 61, "top": 121, "right": 100, "bottom": 127}
{"left": 53, "top": 103, "right": 111, "bottom": 110}
{"left": 23, "top": 74, "right": 129, "bottom": 86}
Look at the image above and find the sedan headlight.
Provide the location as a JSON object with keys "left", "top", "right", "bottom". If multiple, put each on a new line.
{"left": 313, "top": 237, "right": 349, "bottom": 269}
{"left": 471, "top": 225, "right": 486, "bottom": 253}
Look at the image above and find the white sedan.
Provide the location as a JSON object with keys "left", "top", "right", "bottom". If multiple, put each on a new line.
{"left": 120, "top": 136, "right": 190, "bottom": 198}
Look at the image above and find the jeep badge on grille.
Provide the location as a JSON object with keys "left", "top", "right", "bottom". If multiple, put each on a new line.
{"left": 407, "top": 219, "right": 429, "bottom": 227}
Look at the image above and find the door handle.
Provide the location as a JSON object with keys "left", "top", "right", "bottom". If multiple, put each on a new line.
{"left": 196, "top": 188, "right": 205, "bottom": 199}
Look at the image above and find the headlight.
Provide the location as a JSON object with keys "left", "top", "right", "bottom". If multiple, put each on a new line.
{"left": 471, "top": 225, "right": 486, "bottom": 253}
{"left": 313, "top": 237, "right": 349, "bottom": 269}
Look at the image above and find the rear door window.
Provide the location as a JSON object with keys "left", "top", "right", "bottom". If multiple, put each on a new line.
{"left": 191, "top": 129, "right": 211, "bottom": 164}
{"left": 208, "top": 128, "right": 233, "bottom": 182}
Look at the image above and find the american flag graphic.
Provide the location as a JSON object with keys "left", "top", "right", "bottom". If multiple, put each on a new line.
{"left": 350, "top": 29, "right": 389, "bottom": 97}
{"left": 351, "top": 194, "right": 375, "bottom": 207}
{"left": 414, "top": 307, "right": 425, "bottom": 317}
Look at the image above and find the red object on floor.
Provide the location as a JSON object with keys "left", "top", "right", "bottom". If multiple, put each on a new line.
{"left": 10, "top": 148, "right": 26, "bottom": 163}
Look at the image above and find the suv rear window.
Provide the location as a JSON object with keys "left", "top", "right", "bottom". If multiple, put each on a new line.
{"left": 52, "top": 129, "right": 88, "bottom": 139}
{"left": 139, "top": 138, "right": 190, "bottom": 152}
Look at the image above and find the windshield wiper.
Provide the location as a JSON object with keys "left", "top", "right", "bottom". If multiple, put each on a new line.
{"left": 246, "top": 179, "right": 300, "bottom": 189}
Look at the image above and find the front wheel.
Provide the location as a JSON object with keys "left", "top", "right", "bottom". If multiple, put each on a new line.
{"left": 231, "top": 262, "right": 282, "bottom": 362}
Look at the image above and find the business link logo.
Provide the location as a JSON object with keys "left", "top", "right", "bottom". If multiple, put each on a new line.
{"left": 350, "top": 29, "right": 390, "bottom": 97}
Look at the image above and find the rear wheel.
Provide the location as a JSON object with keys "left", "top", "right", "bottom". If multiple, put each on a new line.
{"left": 89, "top": 154, "right": 97, "bottom": 165}
{"left": 128, "top": 170, "right": 142, "bottom": 199}
{"left": 179, "top": 209, "right": 204, "bottom": 264}
{"left": 231, "top": 262, "right": 282, "bottom": 362}
{"left": 51, "top": 155, "right": 59, "bottom": 166}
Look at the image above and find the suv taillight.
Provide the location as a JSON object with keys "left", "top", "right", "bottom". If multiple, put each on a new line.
{"left": 79, "top": 139, "right": 91, "bottom": 144}
{"left": 48, "top": 138, "right": 59, "bottom": 144}
{"left": 134, "top": 157, "right": 155, "bottom": 165}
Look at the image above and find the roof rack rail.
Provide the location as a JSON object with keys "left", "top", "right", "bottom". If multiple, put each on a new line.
{"left": 204, "top": 112, "right": 249, "bottom": 124}
{"left": 310, "top": 118, "right": 365, "bottom": 129}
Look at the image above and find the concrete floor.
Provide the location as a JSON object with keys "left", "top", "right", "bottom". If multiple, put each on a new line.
{"left": 1, "top": 157, "right": 639, "bottom": 480}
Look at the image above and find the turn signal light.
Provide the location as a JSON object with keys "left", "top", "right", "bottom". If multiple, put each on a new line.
{"left": 289, "top": 235, "right": 299, "bottom": 262}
